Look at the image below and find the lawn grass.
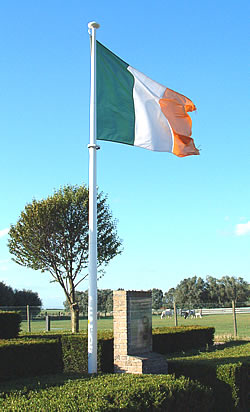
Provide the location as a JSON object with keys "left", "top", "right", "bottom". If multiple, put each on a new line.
{"left": 153, "top": 314, "right": 250, "bottom": 339}
{"left": 21, "top": 313, "right": 250, "bottom": 338}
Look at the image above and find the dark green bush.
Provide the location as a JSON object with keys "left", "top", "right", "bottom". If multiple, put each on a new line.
{"left": 0, "top": 326, "right": 213, "bottom": 380}
{"left": 0, "top": 332, "right": 113, "bottom": 381}
{"left": 0, "top": 373, "right": 214, "bottom": 411}
{"left": 61, "top": 331, "right": 113, "bottom": 373}
{"left": 0, "top": 339, "right": 63, "bottom": 381}
{"left": 168, "top": 342, "right": 250, "bottom": 411}
{"left": 0, "top": 311, "right": 21, "bottom": 339}
{"left": 153, "top": 326, "right": 215, "bottom": 354}
{"left": 60, "top": 334, "right": 88, "bottom": 373}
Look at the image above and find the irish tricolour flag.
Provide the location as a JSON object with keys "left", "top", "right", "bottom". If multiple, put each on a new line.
{"left": 96, "top": 41, "right": 199, "bottom": 157}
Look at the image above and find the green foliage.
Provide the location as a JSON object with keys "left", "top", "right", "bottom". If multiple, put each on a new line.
{"left": 0, "top": 338, "right": 63, "bottom": 381}
{"left": 0, "top": 332, "right": 113, "bottom": 381}
{"left": 8, "top": 185, "right": 122, "bottom": 332}
{"left": 173, "top": 276, "right": 208, "bottom": 308}
{"left": 0, "top": 374, "right": 214, "bottom": 411}
{"left": 8, "top": 185, "right": 122, "bottom": 275}
{"left": 166, "top": 275, "right": 249, "bottom": 308}
{"left": 0, "top": 283, "right": 15, "bottom": 306}
{"left": 13, "top": 289, "right": 42, "bottom": 307}
{"left": 219, "top": 276, "right": 249, "bottom": 305}
{"left": 61, "top": 332, "right": 113, "bottom": 373}
{"left": 98, "top": 288, "right": 113, "bottom": 313}
{"left": 63, "top": 290, "right": 88, "bottom": 314}
{"left": 60, "top": 334, "right": 88, "bottom": 373}
{"left": 164, "top": 287, "right": 175, "bottom": 308}
{"left": 168, "top": 342, "right": 250, "bottom": 411}
{"left": 1, "top": 326, "right": 212, "bottom": 380}
{"left": 63, "top": 289, "right": 113, "bottom": 315}
{"left": 0, "top": 282, "right": 41, "bottom": 308}
{"left": 151, "top": 288, "right": 163, "bottom": 310}
{"left": 0, "top": 312, "right": 21, "bottom": 339}
{"left": 152, "top": 326, "right": 215, "bottom": 354}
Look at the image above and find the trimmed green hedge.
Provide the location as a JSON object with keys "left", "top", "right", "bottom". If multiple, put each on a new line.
{"left": 60, "top": 332, "right": 113, "bottom": 373}
{"left": 61, "top": 327, "right": 214, "bottom": 373}
{"left": 0, "top": 373, "right": 214, "bottom": 411}
{"left": 152, "top": 326, "right": 215, "bottom": 354}
{"left": 168, "top": 342, "right": 250, "bottom": 411}
{"left": 0, "top": 311, "right": 21, "bottom": 339}
{"left": 0, "top": 339, "right": 63, "bottom": 381}
{"left": 0, "top": 331, "right": 113, "bottom": 380}
{"left": 0, "top": 327, "right": 214, "bottom": 380}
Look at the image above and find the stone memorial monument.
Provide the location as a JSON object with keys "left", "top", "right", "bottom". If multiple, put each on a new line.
{"left": 113, "top": 290, "right": 168, "bottom": 374}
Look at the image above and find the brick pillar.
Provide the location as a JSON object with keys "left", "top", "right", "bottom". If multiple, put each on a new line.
{"left": 113, "top": 290, "right": 129, "bottom": 370}
{"left": 113, "top": 290, "right": 168, "bottom": 374}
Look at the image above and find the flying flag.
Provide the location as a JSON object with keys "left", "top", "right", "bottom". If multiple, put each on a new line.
{"left": 96, "top": 41, "right": 199, "bottom": 157}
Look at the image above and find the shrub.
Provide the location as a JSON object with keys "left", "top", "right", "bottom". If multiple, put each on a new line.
{"left": 0, "top": 373, "right": 214, "bottom": 411}
{"left": 61, "top": 331, "right": 113, "bottom": 373}
{"left": 152, "top": 326, "right": 215, "bottom": 354}
{"left": 0, "top": 332, "right": 113, "bottom": 381}
{"left": 168, "top": 342, "right": 250, "bottom": 411}
{"left": 0, "top": 311, "right": 21, "bottom": 339}
{"left": 0, "top": 339, "right": 63, "bottom": 381}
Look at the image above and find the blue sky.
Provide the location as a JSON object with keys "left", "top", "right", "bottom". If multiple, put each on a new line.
{"left": 0, "top": 0, "right": 249, "bottom": 308}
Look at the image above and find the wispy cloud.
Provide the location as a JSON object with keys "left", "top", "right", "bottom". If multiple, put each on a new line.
{"left": 235, "top": 221, "right": 250, "bottom": 236}
{"left": 0, "top": 228, "right": 9, "bottom": 238}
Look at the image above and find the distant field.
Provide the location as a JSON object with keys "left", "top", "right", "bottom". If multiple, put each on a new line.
{"left": 21, "top": 314, "right": 250, "bottom": 338}
{"left": 152, "top": 314, "right": 250, "bottom": 338}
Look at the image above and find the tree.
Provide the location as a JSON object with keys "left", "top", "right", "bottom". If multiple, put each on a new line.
{"left": 64, "top": 289, "right": 113, "bottom": 316}
{"left": 174, "top": 276, "right": 208, "bottom": 308}
{"left": 0, "top": 282, "right": 15, "bottom": 306}
{"left": 219, "top": 276, "right": 249, "bottom": 305}
{"left": 13, "top": 289, "right": 42, "bottom": 307}
{"left": 151, "top": 288, "right": 163, "bottom": 310}
{"left": 98, "top": 289, "right": 113, "bottom": 315}
{"left": 8, "top": 184, "right": 122, "bottom": 332}
{"left": 64, "top": 291, "right": 88, "bottom": 315}
{"left": 206, "top": 276, "right": 221, "bottom": 307}
{"left": 164, "top": 288, "right": 176, "bottom": 308}
{"left": 0, "top": 282, "right": 42, "bottom": 317}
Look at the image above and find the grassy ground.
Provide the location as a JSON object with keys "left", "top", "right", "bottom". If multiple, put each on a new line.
{"left": 21, "top": 313, "right": 250, "bottom": 338}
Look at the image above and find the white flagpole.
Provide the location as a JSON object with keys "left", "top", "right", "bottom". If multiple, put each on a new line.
{"left": 88, "top": 21, "right": 100, "bottom": 374}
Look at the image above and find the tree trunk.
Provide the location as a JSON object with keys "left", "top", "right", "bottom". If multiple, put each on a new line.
{"left": 71, "top": 303, "right": 79, "bottom": 333}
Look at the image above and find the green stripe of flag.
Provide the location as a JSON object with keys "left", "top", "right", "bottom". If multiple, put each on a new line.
{"left": 96, "top": 41, "right": 135, "bottom": 145}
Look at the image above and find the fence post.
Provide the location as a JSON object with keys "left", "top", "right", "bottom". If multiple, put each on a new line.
{"left": 27, "top": 305, "right": 31, "bottom": 332}
{"left": 46, "top": 315, "right": 51, "bottom": 332}
{"left": 232, "top": 300, "right": 237, "bottom": 337}
{"left": 174, "top": 301, "right": 178, "bottom": 326}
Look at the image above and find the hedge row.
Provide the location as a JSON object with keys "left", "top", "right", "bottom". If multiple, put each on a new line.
{"left": 0, "top": 332, "right": 248, "bottom": 410}
{"left": 168, "top": 342, "right": 250, "bottom": 411}
{"left": 0, "top": 339, "right": 63, "bottom": 381}
{"left": 60, "top": 331, "right": 113, "bottom": 374}
{"left": 0, "top": 331, "right": 113, "bottom": 381}
{"left": 152, "top": 326, "right": 215, "bottom": 354}
{"left": 0, "top": 373, "right": 214, "bottom": 411}
{"left": 0, "top": 312, "right": 21, "bottom": 339}
{"left": 0, "top": 327, "right": 214, "bottom": 380}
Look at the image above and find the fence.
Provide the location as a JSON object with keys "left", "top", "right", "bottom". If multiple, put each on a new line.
{"left": 0, "top": 306, "right": 63, "bottom": 332}
{"left": 0, "top": 305, "right": 42, "bottom": 319}
{"left": 200, "top": 307, "right": 250, "bottom": 315}
{"left": 0, "top": 305, "right": 249, "bottom": 337}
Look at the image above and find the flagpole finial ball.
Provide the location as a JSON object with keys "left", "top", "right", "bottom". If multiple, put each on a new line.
{"left": 88, "top": 21, "right": 100, "bottom": 29}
